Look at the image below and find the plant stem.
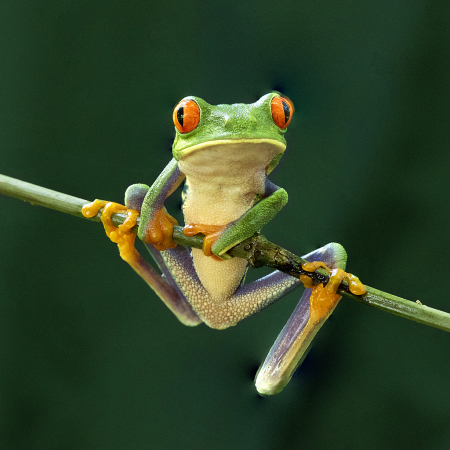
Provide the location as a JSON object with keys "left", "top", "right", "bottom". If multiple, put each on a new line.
{"left": 2, "top": 173, "right": 450, "bottom": 332}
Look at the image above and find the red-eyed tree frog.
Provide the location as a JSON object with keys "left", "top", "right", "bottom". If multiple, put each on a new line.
{"left": 83, "top": 93, "right": 365, "bottom": 395}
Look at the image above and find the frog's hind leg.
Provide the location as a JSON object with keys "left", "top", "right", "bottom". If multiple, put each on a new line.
{"left": 124, "top": 243, "right": 202, "bottom": 326}
{"left": 255, "top": 243, "right": 348, "bottom": 395}
{"left": 121, "top": 185, "right": 202, "bottom": 326}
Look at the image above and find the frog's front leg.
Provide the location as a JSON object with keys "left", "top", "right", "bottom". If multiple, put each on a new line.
{"left": 137, "top": 158, "right": 185, "bottom": 251}
{"left": 183, "top": 178, "right": 288, "bottom": 259}
{"left": 255, "top": 243, "right": 365, "bottom": 395}
{"left": 82, "top": 180, "right": 201, "bottom": 327}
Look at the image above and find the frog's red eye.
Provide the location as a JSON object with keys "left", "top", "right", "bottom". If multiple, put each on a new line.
{"left": 173, "top": 99, "right": 200, "bottom": 133}
{"left": 271, "top": 96, "right": 294, "bottom": 129}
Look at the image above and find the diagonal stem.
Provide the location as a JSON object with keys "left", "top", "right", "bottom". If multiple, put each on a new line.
{"left": 1, "top": 173, "right": 450, "bottom": 332}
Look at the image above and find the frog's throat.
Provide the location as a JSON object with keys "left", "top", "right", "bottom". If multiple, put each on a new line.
{"left": 176, "top": 138, "right": 286, "bottom": 160}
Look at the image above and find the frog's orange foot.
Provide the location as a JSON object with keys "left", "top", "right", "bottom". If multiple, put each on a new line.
{"left": 183, "top": 223, "right": 228, "bottom": 261}
{"left": 82, "top": 200, "right": 139, "bottom": 263}
{"left": 300, "top": 261, "right": 366, "bottom": 323}
{"left": 143, "top": 208, "right": 178, "bottom": 251}
{"left": 301, "top": 261, "right": 366, "bottom": 296}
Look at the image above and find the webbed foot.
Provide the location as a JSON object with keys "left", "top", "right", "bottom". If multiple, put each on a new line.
{"left": 300, "top": 261, "right": 366, "bottom": 323}
{"left": 82, "top": 200, "right": 140, "bottom": 263}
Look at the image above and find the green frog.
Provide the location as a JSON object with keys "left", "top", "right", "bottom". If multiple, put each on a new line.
{"left": 83, "top": 93, "right": 365, "bottom": 394}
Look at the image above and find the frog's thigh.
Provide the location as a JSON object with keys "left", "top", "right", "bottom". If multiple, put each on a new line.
{"left": 201, "top": 269, "right": 301, "bottom": 330}
{"left": 123, "top": 184, "right": 201, "bottom": 326}
{"left": 255, "top": 242, "right": 347, "bottom": 395}
{"left": 160, "top": 248, "right": 301, "bottom": 330}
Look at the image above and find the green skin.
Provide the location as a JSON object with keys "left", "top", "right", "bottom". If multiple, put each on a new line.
{"left": 172, "top": 93, "right": 287, "bottom": 160}
{"left": 121, "top": 93, "right": 347, "bottom": 395}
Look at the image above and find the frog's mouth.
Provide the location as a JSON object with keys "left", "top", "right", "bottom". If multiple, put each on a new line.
{"left": 177, "top": 138, "right": 286, "bottom": 160}
{"left": 177, "top": 139, "right": 286, "bottom": 176}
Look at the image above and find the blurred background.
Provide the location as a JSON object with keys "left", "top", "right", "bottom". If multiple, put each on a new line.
{"left": 1, "top": 1, "right": 450, "bottom": 449}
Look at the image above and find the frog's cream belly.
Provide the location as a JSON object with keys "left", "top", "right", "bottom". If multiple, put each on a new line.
{"left": 190, "top": 248, "right": 248, "bottom": 302}
{"left": 178, "top": 141, "right": 282, "bottom": 302}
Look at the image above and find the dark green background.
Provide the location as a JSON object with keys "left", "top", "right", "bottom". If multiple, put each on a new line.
{"left": 2, "top": 1, "right": 450, "bottom": 449}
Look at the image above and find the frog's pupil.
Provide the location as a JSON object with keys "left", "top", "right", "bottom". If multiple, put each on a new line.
{"left": 177, "top": 106, "right": 185, "bottom": 127}
{"left": 282, "top": 100, "right": 290, "bottom": 124}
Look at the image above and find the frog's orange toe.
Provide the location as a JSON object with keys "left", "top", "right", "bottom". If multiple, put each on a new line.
{"left": 82, "top": 199, "right": 108, "bottom": 218}
{"left": 302, "top": 261, "right": 332, "bottom": 273}
{"left": 183, "top": 223, "right": 228, "bottom": 261}
{"left": 300, "top": 274, "right": 314, "bottom": 289}
{"left": 82, "top": 199, "right": 140, "bottom": 263}
{"left": 346, "top": 273, "right": 367, "bottom": 295}
{"left": 119, "top": 209, "right": 139, "bottom": 234}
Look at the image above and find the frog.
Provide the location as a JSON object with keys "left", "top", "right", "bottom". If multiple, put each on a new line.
{"left": 82, "top": 92, "right": 365, "bottom": 395}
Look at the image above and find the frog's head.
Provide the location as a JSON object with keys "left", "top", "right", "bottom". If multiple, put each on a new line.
{"left": 171, "top": 92, "right": 294, "bottom": 174}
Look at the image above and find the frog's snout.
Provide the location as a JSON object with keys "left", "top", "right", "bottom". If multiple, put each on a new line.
{"left": 222, "top": 111, "right": 257, "bottom": 132}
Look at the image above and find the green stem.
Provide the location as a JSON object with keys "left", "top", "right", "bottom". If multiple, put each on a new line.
{"left": 1, "top": 173, "right": 450, "bottom": 333}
